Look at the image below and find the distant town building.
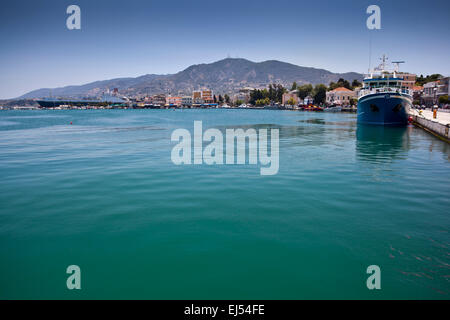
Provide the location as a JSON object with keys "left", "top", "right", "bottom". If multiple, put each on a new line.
{"left": 193, "top": 97, "right": 204, "bottom": 106}
{"left": 192, "top": 91, "right": 202, "bottom": 100}
{"left": 412, "top": 86, "right": 423, "bottom": 102}
{"left": 166, "top": 96, "right": 182, "bottom": 106}
{"left": 239, "top": 87, "right": 256, "bottom": 94}
{"left": 282, "top": 91, "right": 299, "bottom": 105}
{"left": 303, "top": 96, "right": 314, "bottom": 105}
{"left": 437, "top": 77, "right": 449, "bottom": 97}
{"left": 150, "top": 94, "right": 166, "bottom": 106}
{"left": 422, "top": 77, "right": 450, "bottom": 106}
{"left": 201, "top": 90, "right": 213, "bottom": 103}
{"left": 232, "top": 87, "right": 255, "bottom": 103}
{"left": 398, "top": 73, "right": 416, "bottom": 89}
{"left": 192, "top": 89, "right": 214, "bottom": 105}
{"left": 326, "top": 87, "right": 356, "bottom": 105}
{"left": 422, "top": 81, "right": 439, "bottom": 106}
{"left": 233, "top": 93, "right": 250, "bottom": 103}
{"left": 233, "top": 94, "right": 249, "bottom": 103}
{"left": 182, "top": 96, "right": 193, "bottom": 106}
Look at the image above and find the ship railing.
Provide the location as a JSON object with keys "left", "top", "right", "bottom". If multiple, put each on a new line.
{"left": 358, "top": 87, "right": 413, "bottom": 98}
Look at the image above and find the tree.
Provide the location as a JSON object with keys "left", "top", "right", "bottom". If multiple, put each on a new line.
{"left": 337, "top": 78, "right": 351, "bottom": 89}
{"left": 224, "top": 94, "right": 230, "bottom": 103}
{"left": 255, "top": 97, "right": 270, "bottom": 106}
{"left": 218, "top": 95, "right": 224, "bottom": 103}
{"left": 248, "top": 84, "right": 287, "bottom": 105}
{"left": 291, "top": 82, "right": 298, "bottom": 91}
{"left": 287, "top": 97, "right": 297, "bottom": 106}
{"left": 330, "top": 78, "right": 351, "bottom": 90}
{"left": 250, "top": 84, "right": 284, "bottom": 104}
{"left": 344, "top": 80, "right": 351, "bottom": 89}
{"left": 250, "top": 90, "right": 263, "bottom": 105}
{"left": 351, "top": 79, "right": 362, "bottom": 89}
{"left": 416, "top": 74, "right": 443, "bottom": 86}
{"left": 297, "top": 84, "right": 313, "bottom": 99}
{"left": 274, "top": 84, "right": 285, "bottom": 103}
{"left": 328, "top": 82, "right": 338, "bottom": 91}
{"left": 213, "top": 95, "right": 217, "bottom": 103}
{"left": 312, "top": 84, "right": 327, "bottom": 104}
{"left": 235, "top": 99, "right": 244, "bottom": 106}
{"left": 268, "top": 84, "right": 276, "bottom": 101}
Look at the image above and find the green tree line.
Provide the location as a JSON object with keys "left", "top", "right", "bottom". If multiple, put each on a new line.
{"left": 249, "top": 84, "right": 286, "bottom": 105}
{"left": 247, "top": 78, "right": 360, "bottom": 105}
{"left": 415, "top": 74, "right": 443, "bottom": 86}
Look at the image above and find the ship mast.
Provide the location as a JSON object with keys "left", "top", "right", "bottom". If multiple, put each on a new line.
{"left": 392, "top": 61, "right": 405, "bottom": 78}
{"left": 379, "top": 54, "right": 387, "bottom": 74}
{"left": 369, "top": 54, "right": 388, "bottom": 78}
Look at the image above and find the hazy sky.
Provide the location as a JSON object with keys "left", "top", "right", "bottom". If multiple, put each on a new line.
{"left": 0, "top": 0, "right": 449, "bottom": 99}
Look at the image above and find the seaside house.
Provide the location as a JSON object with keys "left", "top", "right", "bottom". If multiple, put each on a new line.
{"left": 303, "top": 96, "right": 314, "bottom": 105}
{"left": 422, "top": 77, "right": 449, "bottom": 106}
{"left": 422, "top": 81, "right": 439, "bottom": 106}
{"left": 437, "top": 77, "right": 449, "bottom": 99}
{"left": 326, "top": 87, "right": 356, "bottom": 105}
{"left": 201, "top": 90, "right": 214, "bottom": 103}
{"left": 232, "top": 93, "right": 249, "bottom": 104}
{"left": 193, "top": 90, "right": 214, "bottom": 104}
{"left": 192, "top": 91, "right": 203, "bottom": 106}
{"left": 150, "top": 94, "right": 166, "bottom": 106}
{"left": 397, "top": 73, "right": 416, "bottom": 89}
{"left": 192, "top": 91, "right": 202, "bottom": 100}
{"left": 182, "top": 96, "right": 193, "bottom": 107}
{"left": 233, "top": 87, "right": 254, "bottom": 103}
{"left": 282, "top": 91, "right": 299, "bottom": 105}
{"left": 166, "top": 96, "right": 182, "bottom": 107}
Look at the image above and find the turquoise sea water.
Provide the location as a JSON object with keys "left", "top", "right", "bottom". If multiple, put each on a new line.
{"left": 0, "top": 109, "right": 449, "bottom": 299}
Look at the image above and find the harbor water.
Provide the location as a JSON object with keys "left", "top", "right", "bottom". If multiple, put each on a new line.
{"left": 0, "top": 109, "right": 449, "bottom": 299}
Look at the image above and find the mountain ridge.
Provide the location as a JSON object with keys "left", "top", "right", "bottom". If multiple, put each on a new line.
{"left": 19, "top": 58, "right": 363, "bottom": 99}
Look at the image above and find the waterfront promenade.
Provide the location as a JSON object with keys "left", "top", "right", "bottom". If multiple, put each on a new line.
{"left": 410, "top": 109, "right": 450, "bottom": 125}
{"left": 409, "top": 109, "right": 450, "bottom": 142}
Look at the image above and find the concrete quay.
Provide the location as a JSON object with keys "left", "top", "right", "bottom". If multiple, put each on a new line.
{"left": 409, "top": 109, "right": 450, "bottom": 143}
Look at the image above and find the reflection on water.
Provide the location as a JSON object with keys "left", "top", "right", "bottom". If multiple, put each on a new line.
{"left": 356, "top": 125, "right": 410, "bottom": 164}
{"left": 298, "top": 118, "right": 327, "bottom": 125}
{"left": 297, "top": 118, "right": 356, "bottom": 127}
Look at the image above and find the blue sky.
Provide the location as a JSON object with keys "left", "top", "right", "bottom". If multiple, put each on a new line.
{"left": 0, "top": 0, "right": 449, "bottom": 99}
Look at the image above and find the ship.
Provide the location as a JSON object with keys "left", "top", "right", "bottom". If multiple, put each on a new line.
{"left": 36, "top": 94, "right": 127, "bottom": 108}
{"left": 357, "top": 55, "right": 413, "bottom": 126}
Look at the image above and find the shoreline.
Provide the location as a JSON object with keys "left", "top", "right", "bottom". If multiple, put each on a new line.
{"left": 409, "top": 109, "right": 450, "bottom": 143}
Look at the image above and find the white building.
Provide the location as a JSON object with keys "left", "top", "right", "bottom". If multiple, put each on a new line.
{"left": 182, "top": 96, "right": 192, "bottom": 106}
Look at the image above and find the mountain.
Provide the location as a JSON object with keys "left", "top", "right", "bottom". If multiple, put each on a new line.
{"left": 19, "top": 58, "right": 363, "bottom": 99}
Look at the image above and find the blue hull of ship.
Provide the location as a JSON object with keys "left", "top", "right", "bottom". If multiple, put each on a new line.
{"left": 357, "top": 92, "right": 411, "bottom": 126}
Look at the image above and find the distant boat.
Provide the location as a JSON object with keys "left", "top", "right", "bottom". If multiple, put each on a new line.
{"left": 304, "top": 105, "right": 323, "bottom": 112}
{"left": 357, "top": 55, "right": 412, "bottom": 126}
{"left": 324, "top": 106, "right": 342, "bottom": 112}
